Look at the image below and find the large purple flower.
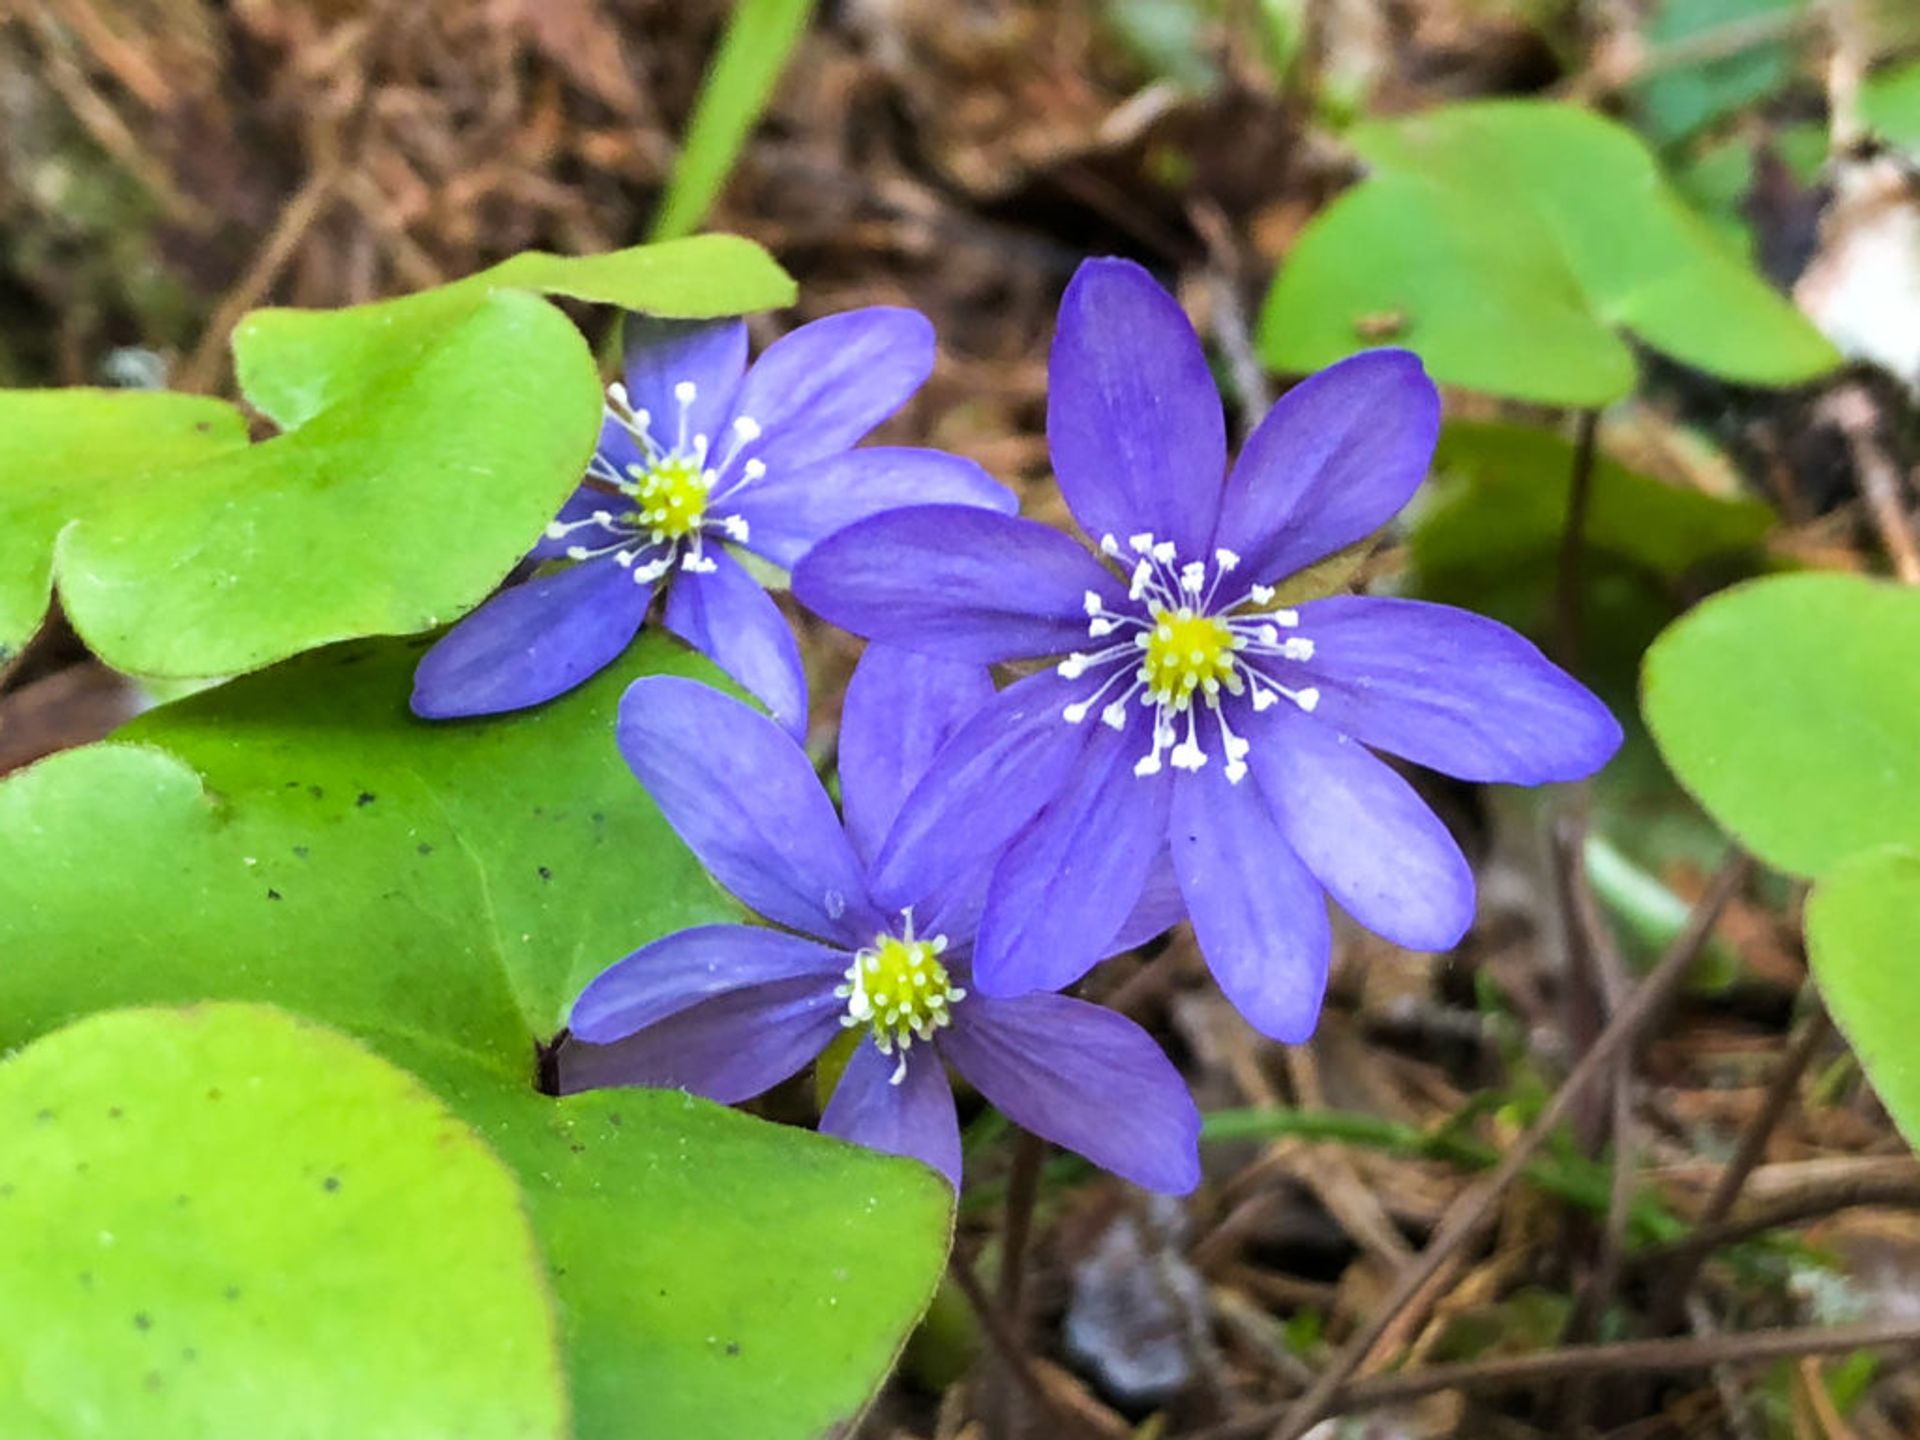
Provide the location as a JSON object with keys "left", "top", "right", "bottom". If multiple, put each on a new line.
{"left": 562, "top": 647, "right": 1200, "bottom": 1193}
{"left": 792, "top": 258, "right": 1623, "bottom": 1041}
{"left": 411, "top": 308, "right": 1013, "bottom": 734}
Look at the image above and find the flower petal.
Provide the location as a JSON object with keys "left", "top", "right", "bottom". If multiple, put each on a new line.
{"left": 411, "top": 558, "right": 653, "bottom": 719}
{"left": 971, "top": 718, "right": 1172, "bottom": 997}
{"left": 529, "top": 485, "right": 626, "bottom": 560}
{"left": 1106, "top": 846, "right": 1184, "bottom": 955}
{"left": 1048, "top": 258, "right": 1226, "bottom": 559}
{"left": 1295, "top": 596, "right": 1624, "bottom": 783}
{"left": 940, "top": 993, "right": 1200, "bottom": 1194}
{"left": 840, "top": 644, "right": 996, "bottom": 869}
{"left": 555, "top": 977, "right": 842, "bottom": 1103}
{"left": 662, "top": 547, "right": 808, "bottom": 738}
{"left": 819, "top": 1040, "right": 962, "bottom": 1188}
{"left": 621, "top": 315, "right": 748, "bottom": 448}
{"left": 569, "top": 924, "right": 850, "bottom": 1043}
{"left": 1213, "top": 349, "right": 1440, "bottom": 583}
{"left": 793, "top": 506, "right": 1121, "bottom": 663}
{"left": 870, "top": 668, "right": 1093, "bottom": 920}
{"left": 724, "top": 448, "right": 1016, "bottom": 571}
{"left": 725, "top": 308, "right": 935, "bottom": 474}
{"left": 618, "top": 676, "right": 881, "bottom": 946}
{"left": 1170, "top": 763, "right": 1329, "bottom": 1042}
{"left": 1249, "top": 704, "right": 1475, "bottom": 952}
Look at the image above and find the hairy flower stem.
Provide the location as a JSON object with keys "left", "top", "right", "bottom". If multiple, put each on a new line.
{"left": 987, "top": 1129, "right": 1047, "bottom": 1437}
{"left": 1554, "top": 408, "right": 1602, "bottom": 672}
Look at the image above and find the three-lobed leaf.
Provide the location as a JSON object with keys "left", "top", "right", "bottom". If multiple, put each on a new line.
{"left": 1258, "top": 100, "right": 1840, "bottom": 404}
{"left": 0, "top": 1003, "right": 567, "bottom": 1440}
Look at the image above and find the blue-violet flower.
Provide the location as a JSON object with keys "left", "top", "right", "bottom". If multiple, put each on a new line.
{"left": 792, "top": 258, "right": 1623, "bottom": 1040}
{"left": 563, "top": 646, "right": 1201, "bottom": 1193}
{"left": 411, "top": 308, "right": 1014, "bottom": 734}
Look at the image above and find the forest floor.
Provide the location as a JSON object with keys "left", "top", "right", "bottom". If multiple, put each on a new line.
{"left": 4, "top": 2, "right": 1920, "bottom": 1437}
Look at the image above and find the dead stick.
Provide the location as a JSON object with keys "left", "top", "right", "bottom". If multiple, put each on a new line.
{"left": 1268, "top": 853, "right": 1751, "bottom": 1440}
{"left": 1633, "top": 1175, "right": 1920, "bottom": 1266}
{"left": 1206, "top": 1317, "right": 1920, "bottom": 1433}
{"left": 1646, "top": 1001, "right": 1831, "bottom": 1334}
{"left": 949, "top": 1257, "right": 1095, "bottom": 1440}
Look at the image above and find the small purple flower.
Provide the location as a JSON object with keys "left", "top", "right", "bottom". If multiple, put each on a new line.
{"left": 411, "top": 308, "right": 1014, "bottom": 735}
{"left": 562, "top": 647, "right": 1200, "bottom": 1193}
{"left": 792, "top": 258, "right": 1623, "bottom": 1040}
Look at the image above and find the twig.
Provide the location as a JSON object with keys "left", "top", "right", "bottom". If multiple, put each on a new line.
{"left": 949, "top": 1256, "right": 1096, "bottom": 1440}
{"left": 178, "top": 166, "right": 344, "bottom": 395}
{"left": 1554, "top": 409, "right": 1602, "bottom": 671}
{"left": 1201, "top": 1318, "right": 1920, "bottom": 1434}
{"left": 1268, "top": 853, "right": 1751, "bottom": 1440}
{"left": 1187, "top": 199, "right": 1272, "bottom": 431}
{"left": 1646, "top": 1000, "right": 1831, "bottom": 1335}
{"left": 989, "top": 1130, "right": 1046, "bottom": 1439}
{"left": 1819, "top": 385, "right": 1920, "bottom": 585}
{"left": 1632, "top": 1175, "right": 1920, "bottom": 1265}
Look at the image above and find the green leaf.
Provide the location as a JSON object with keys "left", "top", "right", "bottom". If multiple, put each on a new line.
{"left": 1642, "top": 573, "right": 1920, "bottom": 877}
{"left": 651, "top": 0, "right": 819, "bottom": 242}
{"left": 1257, "top": 100, "right": 1840, "bottom": 404}
{"left": 32, "top": 291, "right": 599, "bottom": 679}
{"left": 1862, "top": 59, "right": 1920, "bottom": 156}
{"left": 237, "top": 236, "right": 796, "bottom": 430}
{"left": 1632, "top": 0, "right": 1805, "bottom": 148}
{"left": 0, "top": 390, "right": 250, "bottom": 664}
{"left": 1806, "top": 846, "right": 1920, "bottom": 1151}
{"left": 1418, "top": 420, "right": 1773, "bottom": 590}
{"left": 0, "top": 1002, "right": 566, "bottom": 1440}
{"left": 0, "top": 635, "right": 953, "bottom": 1437}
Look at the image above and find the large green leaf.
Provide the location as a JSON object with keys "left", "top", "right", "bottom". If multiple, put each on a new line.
{"left": 1641, "top": 573, "right": 1920, "bottom": 877}
{"left": 13, "top": 291, "right": 599, "bottom": 680}
{"left": 236, "top": 236, "right": 796, "bottom": 429}
{"left": 0, "top": 390, "right": 250, "bottom": 664}
{"left": 1806, "top": 846, "right": 1920, "bottom": 1150}
{"left": 0, "top": 635, "right": 952, "bottom": 1437}
{"left": 1418, "top": 421, "right": 1773, "bottom": 592}
{"left": 1258, "top": 101, "right": 1840, "bottom": 404}
{"left": 0, "top": 1003, "right": 566, "bottom": 1440}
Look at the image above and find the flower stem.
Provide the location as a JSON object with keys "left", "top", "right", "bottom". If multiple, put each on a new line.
{"left": 987, "top": 1128, "right": 1046, "bottom": 1437}
{"left": 1553, "top": 408, "right": 1601, "bottom": 672}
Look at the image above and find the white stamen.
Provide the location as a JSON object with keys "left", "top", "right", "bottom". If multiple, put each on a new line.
{"left": 1215, "top": 548, "right": 1240, "bottom": 572}
{"left": 1250, "top": 584, "right": 1276, "bottom": 605}
{"left": 673, "top": 381, "right": 697, "bottom": 405}
{"left": 732, "top": 415, "right": 762, "bottom": 442}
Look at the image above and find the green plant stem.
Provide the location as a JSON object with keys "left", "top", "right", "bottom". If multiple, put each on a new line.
{"left": 1554, "top": 408, "right": 1601, "bottom": 671}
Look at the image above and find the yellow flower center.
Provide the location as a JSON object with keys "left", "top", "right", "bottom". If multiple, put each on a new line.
{"left": 837, "top": 929, "right": 963, "bottom": 1081}
{"left": 1141, "top": 607, "right": 1237, "bottom": 710}
{"left": 632, "top": 453, "right": 710, "bottom": 540}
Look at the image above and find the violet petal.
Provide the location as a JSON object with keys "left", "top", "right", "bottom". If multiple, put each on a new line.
{"left": 662, "top": 547, "right": 808, "bottom": 738}
{"left": 411, "top": 557, "right": 653, "bottom": 719}
{"left": 1048, "top": 258, "right": 1226, "bottom": 559}
{"left": 617, "top": 676, "right": 882, "bottom": 946}
{"left": 819, "top": 1040, "right": 962, "bottom": 1189}
{"left": 941, "top": 993, "right": 1200, "bottom": 1194}
{"left": 569, "top": 924, "right": 850, "bottom": 1043}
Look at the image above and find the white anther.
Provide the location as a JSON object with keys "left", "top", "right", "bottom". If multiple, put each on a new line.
{"left": 1215, "top": 548, "right": 1240, "bottom": 572}
{"left": 1062, "top": 702, "right": 1091, "bottom": 724}
{"left": 1129, "top": 560, "right": 1153, "bottom": 599}
{"left": 1224, "top": 759, "right": 1248, "bottom": 784}
{"left": 732, "top": 415, "right": 762, "bottom": 442}
{"left": 743, "top": 458, "right": 767, "bottom": 480}
{"left": 1180, "top": 562, "right": 1207, "bottom": 593}
{"left": 1133, "top": 755, "right": 1163, "bottom": 777}
{"left": 1171, "top": 741, "right": 1206, "bottom": 772}
{"left": 1151, "top": 541, "right": 1176, "bottom": 565}
{"left": 607, "top": 381, "right": 630, "bottom": 407}
{"left": 1083, "top": 590, "right": 1106, "bottom": 616}
{"left": 1250, "top": 584, "right": 1276, "bottom": 605}
{"left": 1294, "top": 687, "right": 1320, "bottom": 713}
{"left": 1057, "top": 654, "right": 1092, "bottom": 680}
{"left": 1128, "top": 532, "right": 1156, "bottom": 554}
{"left": 1088, "top": 618, "right": 1117, "bottom": 638}
{"left": 544, "top": 521, "right": 568, "bottom": 539}
{"left": 1100, "top": 534, "right": 1122, "bottom": 556}
{"left": 1252, "top": 689, "right": 1278, "bottom": 712}
{"left": 673, "top": 381, "right": 697, "bottom": 405}
{"left": 1282, "top": 637, "right": 1315, "bottom": 660}
{"left": 565, "top": 546, "right": 593, "bottom": 561}
{"left": 719, "top": 515, "right": 750, "bottom": 543}
{"left": 1101, "top": 701, "right": 1129, "bottom": 730}
{"left": 1275, "top": 608, "right": 1300, "bottom": 627}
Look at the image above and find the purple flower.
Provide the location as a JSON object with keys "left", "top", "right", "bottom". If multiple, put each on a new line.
{"left": 562, "top": 646, "right": 1200, "bottom": 1193}
{"left": 792, "top": 258, "right": 1623, "bottom": 1041}
{"left": 411, "top": 309, "right": 1014, "bottom": 735}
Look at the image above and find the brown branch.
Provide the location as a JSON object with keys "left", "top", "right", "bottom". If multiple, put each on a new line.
{"left": 949, "top": 1256, "right": 1100, "bottom": 1440}
{"left": 1646, "top": 1000, "right": 1831, "bottom": 1334}
{"left": 1201, "top": 1318, "right": 1920, "bottom": 1436}
{"left": 1633, "top": 1175, "right": 1920, "bottom": 1267}
{"left": 1267, "top": 853, "right": 1751, "bottom": 1440}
